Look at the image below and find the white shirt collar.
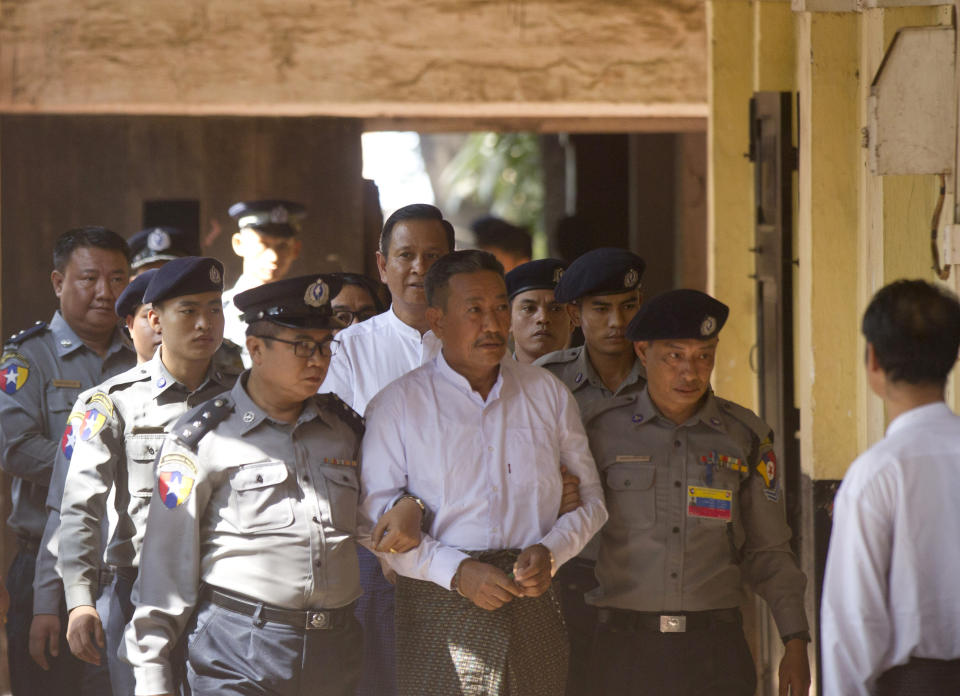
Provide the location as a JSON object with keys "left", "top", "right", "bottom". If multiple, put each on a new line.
{"left": 885, "top": 401, "right": 953, "bottom": 438}
{"left": 434, "top": 349, "right": 505, "bottom": 405}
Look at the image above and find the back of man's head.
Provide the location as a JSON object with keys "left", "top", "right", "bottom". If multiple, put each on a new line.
{"left": 862, "top": 279, "right": 960, "bottom": 385}
{"left": 380, "top": 204, "right": 455, "bottom": 256}
{"left": 471, "top": 216, "right": 532, "bottom": 260}
{"left": 425, "top": 249, "right": 504, "bottom": 310}
{"left": 53, "top": 226, "right": 131, "bottom": 272}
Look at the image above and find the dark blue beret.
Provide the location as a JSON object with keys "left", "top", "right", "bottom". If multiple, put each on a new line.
{"left": 228, "top": 199, "right": 306, "bottom": 238}
{"left": 127, "top": 227, "right": 199, "bottom": 270}
{"left": 115, "top": 269, "right": 158, "bottom": 318}
{"left": 554, "top": 248, "right": 646, "bottom": 303}
{"left": 235, "top": 274, "right": 344, "bottom": 329}
{"left": 143, "top": 257, "right": 224, "bottom": 305}
{"left": 505, "top": 258, "right": 568, "bottom": 300}
{"left": 626, "top": 289, "right": 729, "bottom": 341}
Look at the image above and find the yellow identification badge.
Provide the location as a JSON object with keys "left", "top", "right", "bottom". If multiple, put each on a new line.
{"left": 687, "top": 486, "right": 732, "bottom": 521}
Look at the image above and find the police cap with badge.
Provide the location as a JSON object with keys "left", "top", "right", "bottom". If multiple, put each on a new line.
{"left": 229, "top": 200, "right": 306, "bottom": 238}
{"left": 234, "top": 274, "right": 344, "bottom": 330}
{"left": 128, "top": 227, "right": 199, "bottom": 271}
{"left": 143, "top": 256, "right": 224, "bottom": 305}
{"left": 115, "top": 269, "right": 158, "bottom": 319}
{"left": 505, "top": 258, "right": 568, "bottom": 301}
{"left": 554, "top": 247, "right": 646, "bottom": 303}
{"left": 626, "top": 289, "right": 729, "bottom": 342}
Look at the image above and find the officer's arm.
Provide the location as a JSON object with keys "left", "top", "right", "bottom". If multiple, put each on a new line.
{"left": 58, "top": 396, "right": 120, "bottom": 612}
{"left": 0, "top": 361, "right": 57, "bottom": 484}
{"left": 123, "top": 438, "right": 210, "bottom": 695}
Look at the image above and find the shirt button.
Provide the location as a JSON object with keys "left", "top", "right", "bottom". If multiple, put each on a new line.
{"left": 673, "top": 440, "right": 681, "bottom": 448}
{"left": 670, "top": 572, "right": 678, "bottom": 579}
{"left": 315, "top": 560, "right": 322, "bottom": 568}
{"left": 672, "top": 526, "right": 680, "bottom": 534}
{"left": 312, "top": 516, "right": 321, "bottom": 524}
{"left": 674, "top": 481, "right": 681, "bottom": 488}
{"left": 488, "top": 446, "right": 494, "bottom": 453}
{"left": 302, "top": 475, "right": 309, "bottom": 482}
{"left": 492, "top": 486, "right": 498, "bottom": 492}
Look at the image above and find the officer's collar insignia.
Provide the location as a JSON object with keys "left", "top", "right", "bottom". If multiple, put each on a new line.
{"left": 156, "top": 377, "right": 167, "bottom": 389}
{"left": 209, "top": 265, "right": 222, "bottom": 285}
{"left": 269, "top": 205, "right": 289, "bottom": 224}
{"left": 575, "top": 372, "right": 583, "bottom": 384}
{"left": 242, "top": 411, "right": 255, "bottom": 423}
{"left": 700, "top": 316, "right": 717, "bottom": 336}
{"left": 79, "top": 393, "right": 114, "bottom": 441}
{"left": 157, "top": 453, "right": 198, "bottom": 508}
{"left": 0, "top": 351, "right": 30, "bottom": 394}
{"left": 624, "top": 268, "right": 639, "bottom": 288}
{"left": 632, "top": 413, "right": 644, "bottom": 424}
{"left": 147, "top": 228, "right": 171, "bottom": 252}
{"left": 553, "top": 267, "right": 564, "bottom": 284}
{"left": 304, "top": 279, "right": 329, "bottom": 308}
{"left": 709, "top": 416, "right": 721, "bottom": 426}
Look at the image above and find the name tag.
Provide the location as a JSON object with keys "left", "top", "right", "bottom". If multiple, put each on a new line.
{"left": 52, "top": 379, "right": 82, "bottom": 389}
{"left": 687, "top": 486, "right": 732, "bottom": 521}
{"left": 615, "top": 455, "right": 651, "bottom": 463}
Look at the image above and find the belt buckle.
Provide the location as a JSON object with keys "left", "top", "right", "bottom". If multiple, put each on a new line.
{"left": 307, "top": 611, "right": 329, "bottom": 630}
{"left": 659, "top": 615, "right": 686, "bottom": 633}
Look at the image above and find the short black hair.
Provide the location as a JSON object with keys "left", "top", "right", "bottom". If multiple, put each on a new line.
{"left": 471, "top": 216, "right": 532, "bottom": 259}
{"left": 334, "top": 272, "right": 390, "bottom": 314}
{"left": 425, "top": 249, "right": 504, "bottom": 309}
{"left": 53, "top": 226, "right": 131, "bottom": 272}
{"left": 862, "top": 279, "right": 960, "bottom": 385}
{"left": 379, "top": 204, "right": 455, "bottom": 256}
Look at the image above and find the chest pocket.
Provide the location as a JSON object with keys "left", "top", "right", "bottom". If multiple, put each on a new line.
{"left": 319, "top": 466, "right": 359, "bottom": 533}
{"left": 127, "top": 436, "right": 164, "bottom": 497}
{"left": 229, "top": 461, "right": 294, "bottom": 533}
{"left": 605, "top": 462, "right": 656, "bottom": 530}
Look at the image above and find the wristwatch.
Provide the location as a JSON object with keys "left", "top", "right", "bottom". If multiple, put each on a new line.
{"left": 394, "top": 494, "right": 431, "bottom": 531}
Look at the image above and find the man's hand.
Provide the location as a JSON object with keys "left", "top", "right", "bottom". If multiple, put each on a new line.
{"left": 29, "top": 614, "right": 60, "bottom": 670}
{"left": 372, "top": 497, "right": 423, "bottom": 554}
{"left": 778, "top": 639, "right": 811, "bottom": 696}
{"left": 558, "top": 466, "right": 581, "bottom": 516}
{"left": 66, "top": 605, "right": 104, "bottom": 666}
{"left": 456, "top": 560, "right": 522, "bottom": 611}
{"left": 512, "top": 544, "right": 553, "bottom": 598}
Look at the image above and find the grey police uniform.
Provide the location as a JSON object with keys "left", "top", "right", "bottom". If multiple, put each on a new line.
{"left": 585, "top": 388, "right": 808, "bottom": 695}
{"left": 536, "top": 345, "right": 647, "bottom": 412}
{"left": 0, "top": 312, "right": 133, "bottom": 696}
{"left": 122, "top": 378, "right": 365, "bottom": 696}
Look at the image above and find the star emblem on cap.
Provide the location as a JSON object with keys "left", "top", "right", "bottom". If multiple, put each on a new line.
{"left": 624, "top": 268, "right": 639, "bottom": 288}
{"left": 700, "top": 316, "right": 716, "bottom": 336}
{"left": 147, "top": 228, "right": 172, "bottom": 252}
{"left": 269, "top": 205, "right": 289, "bottom": 224}
{"left": 209, "top": 265, "right": 222, "bottom": 285}
{"left": 304, "top": 279, "right": 329, "bottom": 308}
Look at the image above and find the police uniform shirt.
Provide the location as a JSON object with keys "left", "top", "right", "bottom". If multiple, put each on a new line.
{"left": 0, "top": 311, "right": 134, "bottom": 540}
{"left": 123, "top": 377, "right": 363, "bottom": 694}
{"left": 535, "top": 345, "right": 647, "bottom": 413}
{"left": 58, "top": 349, "right": 237, "bottom": 611}
{"left": 360, "top": 352, "right": 609, "bottom": 590}
{"left": 821, "top": 402, "right": 960, "bottom": 696}
{"left": 320, "top": 305, "right": 442, "bottom": 415}
{"left": 585, "top": 387, "right": 808, "bottom": 638}
{"left": 221, "top": 273, "right": 259, "bottom": 368}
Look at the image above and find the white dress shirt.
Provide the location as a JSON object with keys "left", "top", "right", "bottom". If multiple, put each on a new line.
{"left": 221, "top": 273, "right": 260, "bottom": 368}
{"left": 320, "top": 305, "right": 441, "bottom": 414}
{"left": 360, "top": 351, "right": 608, "bottom": 590}
{"left": 821, "top": 402, "right": 960, "bottom": 696}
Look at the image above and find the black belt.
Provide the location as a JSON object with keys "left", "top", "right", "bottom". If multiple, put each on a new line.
{"left": 113, "top": 566, "right": 138, "bottom": 584}
{"left": 16, "top": 535, "right": 39, "bottom": 554}
{"left": 98, "top": 567, "right": 115, "bottom": 587}
{"left": 597, "top": 607, "right": 741, "bottom": 633}
{"left": 203, "top": 586, "right": 354, "bottom": 631}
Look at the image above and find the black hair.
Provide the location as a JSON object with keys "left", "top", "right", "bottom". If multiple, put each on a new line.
{"left": 334, "top": 273, "right": 390, "bottom": 314}
{"left": 471, "top": 216, "right": 532, "bottom": 259}
{"left": 245, "top": 319, "right": 283, "bottom": 338}
{"left": 379, "top": 204, "right": 455, "bottom": 256}
{"left": 425, "top": 249, "right": 504, "bottom": 309}
{"left": 53, "top": 226, "right": 132, "bottom": 272}
{"left": 862, "top": 279, "right": 960, "bottom": 385}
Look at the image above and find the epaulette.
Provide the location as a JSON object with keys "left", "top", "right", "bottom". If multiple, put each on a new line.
{"left": 535, "top": 347, "right": 580, "bottom": 366}
{"left": 6, "top": 321, "right": 48, "bottom": 346}
{"left": 318, "top": 393, "right": 365, "bottom": 441}
{"left": 173, "top": 395, "right": 234, "bottom": 451}
{"left": 717, "top": 397, "right": 772, "bottom": 442}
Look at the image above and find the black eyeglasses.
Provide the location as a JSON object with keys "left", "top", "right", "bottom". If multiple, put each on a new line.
{"left": 334, "top": 309, "right": 379, "bottom": 326}
{"left": 254, "top": 336, "right": 340, "bottom": 358}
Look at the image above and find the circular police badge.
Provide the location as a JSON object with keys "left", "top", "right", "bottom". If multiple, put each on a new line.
{"left": 553, "top": 267, "right": 565, "bottom": 284}
{"left": 304, "top": 279, "right": 329, "bottom": 307}
{"left": 147, "top": 228, "right": 171, "bottom": 252}
{"left": 269, "top": 205, "right": 289, "bottom": 224}
{"left": 209, "top": 265, "right": 222, "bottom": 285}
{"left": 700, "top": 316, "right": 717, "bottom": 336}
{"left": 624, "top": 268, "right": 639, "bottom": 288}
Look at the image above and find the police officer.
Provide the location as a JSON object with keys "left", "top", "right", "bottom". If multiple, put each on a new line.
{"left": 127, "top": 227, "right": 199, "bottom": 277}
{"left": 586, "top": 289, "right": 810, "bottom": 696}
{"left": 534, "top": 246, "right": 646, "bottom": 695}
{"left": 0, "top": 226, "right": 135, "bottom": 695}
{"left": 30, "top": 269, "right": 161, "bottom": 696}
{"left": 504, "top": 258, "right": 571, "bottom": 363}
{"left": 122, "top": 273, "right": 423, "bottom": 696}
{"left": 222, "top": 200, "right": 305, "bottom": 366}
{"left": 58, "top": 257, "right": 240, "bottom": 687}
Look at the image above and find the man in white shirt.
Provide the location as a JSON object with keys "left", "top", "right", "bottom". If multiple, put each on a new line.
{"left": 361, "top": 249, "right": 608, "bottom": 696}
{"left": 821, "top": 279, "right": 960, "bottom": 696}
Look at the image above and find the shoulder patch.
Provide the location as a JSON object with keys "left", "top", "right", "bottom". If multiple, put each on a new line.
{"left": 318, "top": 393, "right": 365, "bottom": 440}
{"left": 0, "top": 350, "right": 31, "bottom": 394}
{"left": 60, "top": 409, "right": 86, "bottom": 460}
{"left": 174, "top": 396, "right": 234, "bottom": 451}
{"left": 79, "top": 392, "right": 115, "bottom": 441}
{"left": 157, "top": 452, "right": 197, "bottom": 508}
{"left": 6, "top": 321, "right": 48, "bottom": 346}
